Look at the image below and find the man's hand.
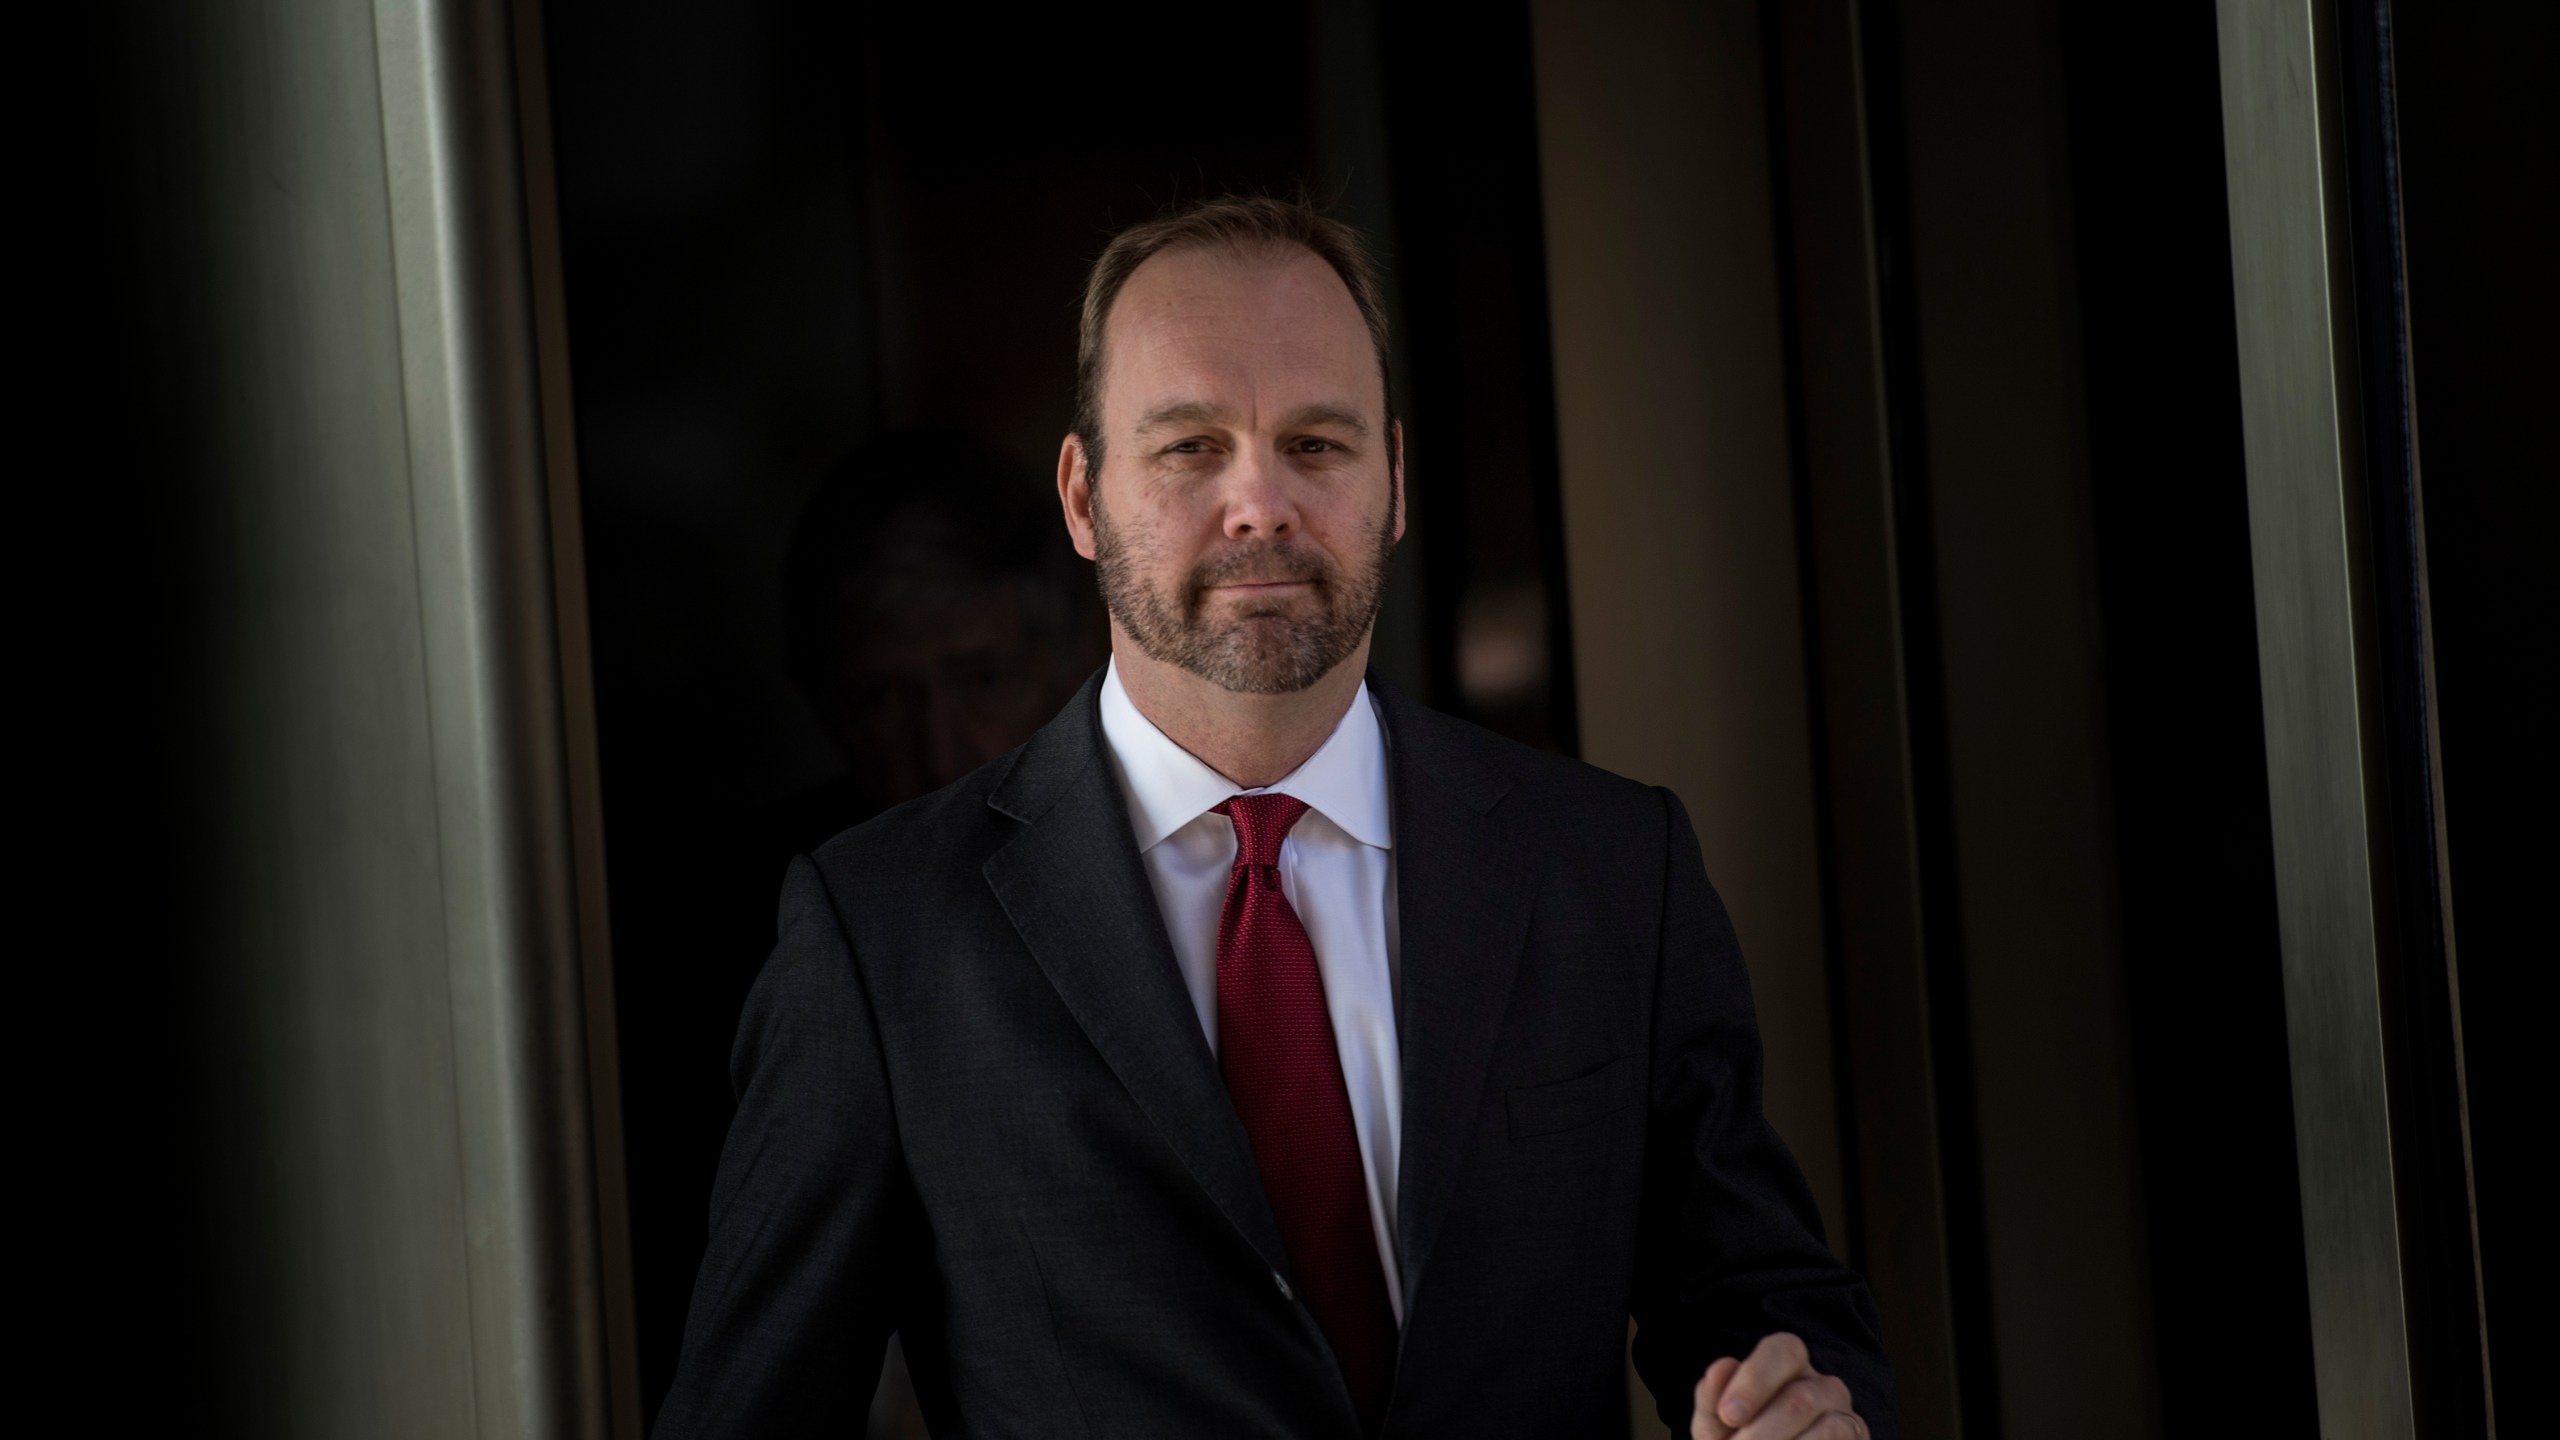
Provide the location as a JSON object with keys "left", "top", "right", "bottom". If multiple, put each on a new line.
{"left": 1691, "top": 1332, "right": 1866, "bottom": 1440}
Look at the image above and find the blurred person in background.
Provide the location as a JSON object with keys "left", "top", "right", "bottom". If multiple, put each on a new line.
{"left": 777, "top": 430, "right": 1106, "bottom": 849}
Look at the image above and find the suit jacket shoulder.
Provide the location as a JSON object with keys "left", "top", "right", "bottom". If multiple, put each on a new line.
{"left": 1372, "top": 678, "right": 1658, "bottom": 815}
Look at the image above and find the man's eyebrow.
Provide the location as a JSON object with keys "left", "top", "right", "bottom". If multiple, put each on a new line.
{"left": 1133, "top": 400, "right": 1233, "bottom": 433}
{"left": 1279, "top": 403, "right": 1370, "bottom": 436}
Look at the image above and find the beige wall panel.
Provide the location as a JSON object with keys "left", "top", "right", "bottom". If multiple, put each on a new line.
{"left": 1530, "top": 0, "right": 1844, "bottom": 1244}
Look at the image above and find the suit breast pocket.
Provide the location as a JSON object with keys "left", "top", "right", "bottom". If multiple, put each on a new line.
{"left": 1505, "top": 1055, "right": 1642, "bottom": 1140}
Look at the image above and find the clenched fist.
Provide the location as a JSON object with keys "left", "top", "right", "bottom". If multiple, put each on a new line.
{"left": 1691, "top": 1332, "right": 1867, "bottom": 1440}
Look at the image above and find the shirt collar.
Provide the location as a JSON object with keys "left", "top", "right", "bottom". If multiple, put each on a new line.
{"left": 1098, "top": 657, "right": 1392, "bottom": 854}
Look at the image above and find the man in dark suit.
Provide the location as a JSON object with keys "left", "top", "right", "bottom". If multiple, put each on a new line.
{"left": 656, "top": 196, "right": 1892, "bottom": 1439}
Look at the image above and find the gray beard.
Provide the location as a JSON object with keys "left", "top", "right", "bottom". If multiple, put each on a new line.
{"left": 1091, "top": 492, "right": 1394, "bottom": 695}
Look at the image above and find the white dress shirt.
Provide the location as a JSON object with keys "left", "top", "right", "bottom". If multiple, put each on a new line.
{"left": 1097, "top": 660, "right": 1405, "bottom": 1318}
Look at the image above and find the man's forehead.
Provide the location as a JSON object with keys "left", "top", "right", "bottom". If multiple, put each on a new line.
{"left": 1103, "top": 246, "right": 1380, "bottom": 416}
{"left": 1119, "top": 260, "right": 1356, "bottom": 341}
{"left": 1121, "top": 240, "right": 1349, "bottom": 308}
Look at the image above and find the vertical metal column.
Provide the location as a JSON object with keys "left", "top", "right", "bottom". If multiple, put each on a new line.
{"left": 2212, "top": 4, "right": 2414, "bottom": 1436}
{"left": 372, "top": 0, "right": 637, "bottom": 1433}
{"left": 138, "top": 0, "right": 633, "bottom": 1432}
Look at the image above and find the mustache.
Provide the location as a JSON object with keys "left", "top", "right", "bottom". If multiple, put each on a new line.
{"left": 1186, "top": 541, "right": 1339, "bottom": 593}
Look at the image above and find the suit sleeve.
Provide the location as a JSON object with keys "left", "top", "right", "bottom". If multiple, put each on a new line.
{"left": 653, "top": 854, "right": 920, "bottom": 1438}
{"left": 1628, "top": 789, "right": 1898, "bottom": 1437}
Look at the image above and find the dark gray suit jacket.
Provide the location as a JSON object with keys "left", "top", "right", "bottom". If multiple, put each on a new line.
{"left": 655, "top": 674, "right": 1894, "bottom": 1438}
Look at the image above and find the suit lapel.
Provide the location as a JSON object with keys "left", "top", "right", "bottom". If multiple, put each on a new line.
{"left": 982, "top": 678, "right": 1289, "bottom": 1275}
{"left": 1376, "top": 685, "right": 1537, "bottom": 1319}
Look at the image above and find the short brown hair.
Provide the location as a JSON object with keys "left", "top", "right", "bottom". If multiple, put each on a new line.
{"left": 1073, "top": 195, "right": 1395, "bottom": 469}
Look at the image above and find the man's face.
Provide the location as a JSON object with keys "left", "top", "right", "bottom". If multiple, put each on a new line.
{"left": 1067, "top": 244, "right": 1403, "bottom": 695}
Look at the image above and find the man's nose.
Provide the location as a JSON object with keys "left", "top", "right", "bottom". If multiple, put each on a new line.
{"left": 1220, "top": 445, "right": 1301, "bottom": 541}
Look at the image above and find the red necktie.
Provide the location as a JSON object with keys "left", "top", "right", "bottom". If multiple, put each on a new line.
{"left": 1212, "top": 794, "right": 1398, "bottom": 1432}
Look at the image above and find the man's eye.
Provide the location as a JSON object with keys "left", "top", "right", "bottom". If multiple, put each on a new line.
{"left": 1166, "top": 439, "right": 1210, "bottom": 455}
{"left": 1298, "top": 439, "right": 1337, "bottom": 454}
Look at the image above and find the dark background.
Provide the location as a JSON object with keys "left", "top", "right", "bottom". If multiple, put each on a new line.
{"left": 2394, "top": 0, "right": 2556, "bottom": 1413}
{"left": 535, "top": 0, "right": 2544, "bottom": 1432}
{"left": 33, "top": 0, "right": 2539, "bottom": 1434}
{"left": 540, "top": 0, "right": 1580, "bottom": 1413}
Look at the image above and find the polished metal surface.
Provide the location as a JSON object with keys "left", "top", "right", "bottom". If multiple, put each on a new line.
{"left": 147, "top": 0, "right": 625, "bottom": 1433}
{"left": 505, "top": 0, "right": 648, "bottom": 1429}
{"left": 374, "top": 0, "right": 623, "bottom": 1433}
{"left": 2212, "top": 3, "right": 2415, "bottom": 1436}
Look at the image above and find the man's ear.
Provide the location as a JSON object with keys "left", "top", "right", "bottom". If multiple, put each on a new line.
{"left": 1390, "top": 420, "right": 1408, "bottom": 543}
{"left": 1059, "top": 433, "right": 1100, "bottom": 561}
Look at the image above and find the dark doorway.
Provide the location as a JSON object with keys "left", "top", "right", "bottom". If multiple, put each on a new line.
{"left": 537, "top": 1, "right": 1574, "bottom": 1418}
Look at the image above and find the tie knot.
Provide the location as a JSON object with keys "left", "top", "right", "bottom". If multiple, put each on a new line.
{"left": 1214, "top": 793, "right": 1311, "bottom": 869}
